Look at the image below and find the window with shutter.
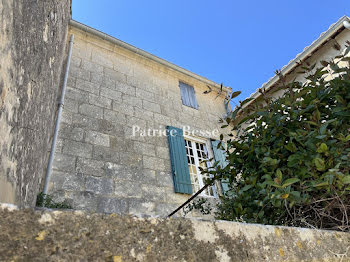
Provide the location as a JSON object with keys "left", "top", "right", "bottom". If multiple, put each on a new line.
{"left": 167, "top": 126, "right": 221, "bottom": 197}
{"left": 211, "top": 140, "right": 231, "bottom": 196}
{"left": 179, "top": 82, "right": 198, "bottom": 109}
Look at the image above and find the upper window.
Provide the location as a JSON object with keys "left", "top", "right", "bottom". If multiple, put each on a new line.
{"left": 179, "top": 82, "right": 198, "bottom": 109}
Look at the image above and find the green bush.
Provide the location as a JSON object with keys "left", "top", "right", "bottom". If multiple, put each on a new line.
{"left": 36, "top": 192, "right": 72, "bottom": 209}
{"left": 203, "top": 49, "right": 350, "bottom": 231}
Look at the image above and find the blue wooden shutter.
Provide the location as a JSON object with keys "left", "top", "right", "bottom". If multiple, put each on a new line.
{"left": 179, "top": 82, "right": 198, "bottom": 109}
{"left": 211, "top": 140, "right": 230, "bottom": 195}
{"left": 167, "top": 126, "right": 193, "bottom": 194}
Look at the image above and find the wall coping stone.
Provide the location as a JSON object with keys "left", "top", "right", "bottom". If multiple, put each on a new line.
{"left": 1, "top": 203, "right": 349, "bottom": 261}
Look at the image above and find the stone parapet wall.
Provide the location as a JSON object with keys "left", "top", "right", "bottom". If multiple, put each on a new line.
{"left": 1, "top": 204, "right": 349, "bottom": 261}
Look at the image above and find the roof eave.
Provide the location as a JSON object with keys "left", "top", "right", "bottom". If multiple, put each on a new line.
{"left": 242, "top": 15, "right": 350, "bottom": 109}
{"left": 69, "top": 20, "right": 232, "bottom": 94}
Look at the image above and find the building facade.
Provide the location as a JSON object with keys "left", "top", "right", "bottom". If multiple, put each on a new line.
{"left": 48, "top": 21, "right": 231, "bottom": 217}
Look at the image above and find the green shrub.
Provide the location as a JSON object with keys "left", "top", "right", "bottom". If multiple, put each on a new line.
{"left": 36, "top": 192, "right": 72, "bottom": 209}
{"left": 182, "top": 198, "right": 213, "bottom": 216}
{"left": 203, "top": 49, "right": 350, "bottom": 231}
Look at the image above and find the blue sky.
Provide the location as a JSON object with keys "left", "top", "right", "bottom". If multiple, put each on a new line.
{"left": 72, "top": 1, "right": 349, "bottom": 104}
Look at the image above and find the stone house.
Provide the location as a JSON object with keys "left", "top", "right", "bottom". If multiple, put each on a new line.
{"left": 48, "top": 20, "right": 232, "bottom": 217}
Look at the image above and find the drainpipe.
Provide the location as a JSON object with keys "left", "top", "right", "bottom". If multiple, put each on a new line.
{"left": 42, "top": 34, "right": 74, "bottom": 196}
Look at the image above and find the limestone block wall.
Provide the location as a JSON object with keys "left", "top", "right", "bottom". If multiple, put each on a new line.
{"left": 48, "top": 24, "right": 228, "bottom": 217}
{"left": 1, "top": 205, "right": 350, "bottom": 262}
{"left": 0, "top": 0, "right": 71, "bottom": 207}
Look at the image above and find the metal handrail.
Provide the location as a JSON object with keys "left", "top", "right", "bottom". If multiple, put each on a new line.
{"left": 167, "top": 184, "right": 210, "bottom": 218}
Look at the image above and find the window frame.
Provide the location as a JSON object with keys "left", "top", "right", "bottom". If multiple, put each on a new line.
{"left": 183, "top": 134, "right": 218, "bottom": 198}
{"left": 178, "top": 81, "right": 199, "bottom": 109}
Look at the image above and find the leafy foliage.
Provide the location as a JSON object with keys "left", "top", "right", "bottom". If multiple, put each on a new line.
{"left": 36, "top": 192, "right": 72, "bottom": 209}
{"left": 182, "top": 197, "right": 212, "bottom": 216}
{"left": 203, "top": 49, "right": 350, "bottom": 231}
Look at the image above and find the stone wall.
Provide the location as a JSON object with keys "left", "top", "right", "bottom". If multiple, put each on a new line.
{"left": 1, "top": 204, "right": 350, "bottom": 261}
{"left": 0, "top": 1, "right": 71, "bottom": 207}
{"left": 48, "top": 24, "right": 229, "bottom": 217}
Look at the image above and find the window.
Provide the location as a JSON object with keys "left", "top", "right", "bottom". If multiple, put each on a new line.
{"left": 166, "top": 126, "right": 228, "bottom": 196}
{"left": 184, "top": 136, "right": 216, "bottom": 197}
{"left": 179, "top": 82, "right": 198, "bottom": 109}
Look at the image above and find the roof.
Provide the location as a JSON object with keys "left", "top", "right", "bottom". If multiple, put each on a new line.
{"left": 242, "top": 15, "right": 350, "bottom": 109}
{"left": 69, "top": 20, "right": 232, "bottom": 94}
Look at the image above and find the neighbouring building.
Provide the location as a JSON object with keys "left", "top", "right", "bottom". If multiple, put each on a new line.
{"left": 241, "top": 16, "right": 350, "bottom": 114}
{"left": 0, "top": 0, "right": 71, "bottom": 208}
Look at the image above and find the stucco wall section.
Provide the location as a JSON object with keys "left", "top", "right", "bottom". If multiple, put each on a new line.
{"left": 48, "top": 25, "right": 228, "bottom": 217}
{"left": 0, "top": 1, "right": 71, "bottom": 207}
{"left": 1, "top": 204, "right": 349, "bottom": 261}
